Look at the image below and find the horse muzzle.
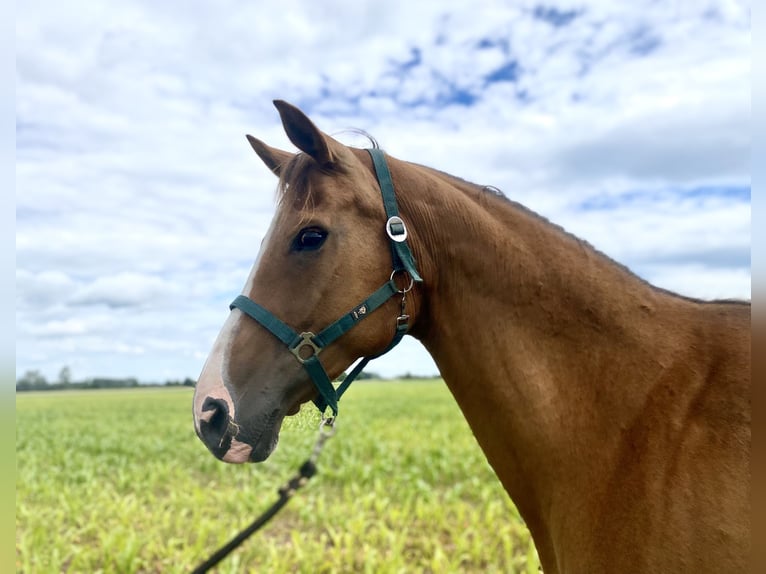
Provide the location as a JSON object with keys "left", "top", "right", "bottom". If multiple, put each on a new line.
{"left": 194, "top": 396, "right": 252, "bottom": 463}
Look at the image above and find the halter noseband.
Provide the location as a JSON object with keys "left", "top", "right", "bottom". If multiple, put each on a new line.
{"left": 229, "top": 149, "right": 423, "bottom": 416}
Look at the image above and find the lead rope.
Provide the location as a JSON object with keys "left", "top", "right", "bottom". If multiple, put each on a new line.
{"left": 191, "top": 417, "right": 337, "bottom": 573}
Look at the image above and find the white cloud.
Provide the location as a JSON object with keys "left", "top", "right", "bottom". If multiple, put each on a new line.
{"left": 15, "top": 0, "right": 750, "bottom": 383}
{"left": 67, "top": 272, "right": 174, "bottom": 308}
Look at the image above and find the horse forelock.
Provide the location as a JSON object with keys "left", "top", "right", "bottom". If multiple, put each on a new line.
{"left": 276, "top": 153, "right": 316, "bottom": 207}
{"left": 275, "top": 133, "right": 380, "bottom": 212}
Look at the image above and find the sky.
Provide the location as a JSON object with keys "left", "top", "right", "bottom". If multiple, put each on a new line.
{"left": 16, "top": 0, "right": 751, "bottom": 384}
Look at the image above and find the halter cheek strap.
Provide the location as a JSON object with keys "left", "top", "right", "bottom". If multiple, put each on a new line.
{"left": 229, "top": 149, "right": 422, "bottom": 416}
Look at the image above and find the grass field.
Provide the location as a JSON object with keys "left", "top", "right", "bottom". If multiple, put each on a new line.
{"left": 16, "top": 381, "right": 538, "bottom": 573}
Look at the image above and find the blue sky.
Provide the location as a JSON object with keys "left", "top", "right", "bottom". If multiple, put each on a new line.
{"left": 16, "top": 0, "right": 751, "bottom": 383}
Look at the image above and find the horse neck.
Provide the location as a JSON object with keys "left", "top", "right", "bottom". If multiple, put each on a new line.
{"left": 395, "top": 159, "right": 689, "bottom": 559}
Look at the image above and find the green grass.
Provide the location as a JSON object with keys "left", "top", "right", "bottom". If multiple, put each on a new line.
{"left": 16, "top": 381, "right": 538, "bottom": 573}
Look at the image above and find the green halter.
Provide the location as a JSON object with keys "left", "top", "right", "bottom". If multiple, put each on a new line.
{"left": 229, "top": 149, "right": 422, "bottom": 415}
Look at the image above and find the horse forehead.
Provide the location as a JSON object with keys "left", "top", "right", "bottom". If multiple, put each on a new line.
{"left": 279, "top": 171, "right": 378, "bottom": 218}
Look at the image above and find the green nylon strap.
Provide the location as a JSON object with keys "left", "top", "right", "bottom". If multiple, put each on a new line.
{"left": 230, "top": 280, "right": 401, "bottom": 416}
{"left": 367, "top": 149, "right": 423, "bottom": 283}
{"left": 232, "top": 280, "right": 400, "bottom": 354}
{"left": 393, "top": 243, "right": 422, "bottom": 283}
{"left": 367, "top": 149, "right": 401, "bottom": 221}
{"left": 229, "top": 295, "right": 300, "bottom": 348}
{"left": 313, "top": 321, "right": 409, "bottom": 413}
{"left": 314, "top": 280, "right": 399, "bottom": 347}
{"left": 337, "top": 322, "right": 408, "bottom": 398}
{"left": 302, "top": 356, "right": 339, "bottom": 415}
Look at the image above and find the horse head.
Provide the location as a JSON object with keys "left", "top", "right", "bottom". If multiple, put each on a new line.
{"left": 192, "top": 100, "right": 422, "bottom": 463}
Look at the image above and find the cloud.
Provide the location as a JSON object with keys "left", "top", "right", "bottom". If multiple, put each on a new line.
{"left": 67, "top": 272, "right": 174, "bottom": 308}
{"left": 15, "top": 0, "right": 750, "bottom": 382}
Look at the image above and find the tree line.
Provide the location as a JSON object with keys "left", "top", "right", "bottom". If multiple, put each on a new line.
{"left": 15, "top": 367, "right": 196, "bottom": 392}
{"left": 16, "top": 366, "right": 438, "bottom": 392}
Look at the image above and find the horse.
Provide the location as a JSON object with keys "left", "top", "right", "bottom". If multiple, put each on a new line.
{"left": 192, "top": 100, "right": 750, "bottom": 573}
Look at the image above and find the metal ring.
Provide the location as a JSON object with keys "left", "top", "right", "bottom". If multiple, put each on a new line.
{"left": 385, "top": 216, "right": 408, "bottom": 243}
{"left": 318, "top": 417, "right": 336, "bottom": 435}
{"left": 390, "top": 269, "right": 414, "bottom": 294}
{"left": 290, "top": 332, "right": 321, "bottom": 364}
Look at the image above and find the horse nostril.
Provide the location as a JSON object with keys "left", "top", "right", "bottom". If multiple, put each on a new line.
{"left": 199, "top": 397, "right": 233, "bottom": 458}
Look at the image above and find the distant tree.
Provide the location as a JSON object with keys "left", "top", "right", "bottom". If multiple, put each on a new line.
{"left": 332, "top": 371, "right": 381, "bottom": 383}
{"left": 57, "top": 366, "right": 72, "bottom": 386}
{"left": 16, "top": 370, "right": 48, "bottom": 391}
{"left": 88, "top": 377, "right": 139, "bottom": 389}
{"left": 183, "top": 377, "right": 196, "bottom": 387}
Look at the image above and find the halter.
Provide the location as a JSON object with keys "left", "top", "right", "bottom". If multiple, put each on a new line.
{"left": 229, "top": 149, "right": 423, "bottom": 416}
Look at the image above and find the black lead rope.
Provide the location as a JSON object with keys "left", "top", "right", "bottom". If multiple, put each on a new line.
{"left": 191, "top": 418, "right": 336, "bottom": 573}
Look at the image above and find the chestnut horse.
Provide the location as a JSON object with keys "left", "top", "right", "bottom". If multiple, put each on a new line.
{"left": 193, "top": 100, "right": 750, "bottom": 573}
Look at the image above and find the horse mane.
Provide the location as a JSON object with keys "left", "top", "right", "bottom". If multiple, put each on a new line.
{"left": 419, "top": 164, "right": 750, "bottom": 308}
{"left": 276, "top": 153, "right": 316, "bottom": 205}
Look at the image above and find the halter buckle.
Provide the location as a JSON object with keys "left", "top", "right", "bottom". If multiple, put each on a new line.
{"left": 385, "top": 216, "right": 408, "bottom": 243}
{"left": 290, "top": 332, "right": 322, "bottom": 364}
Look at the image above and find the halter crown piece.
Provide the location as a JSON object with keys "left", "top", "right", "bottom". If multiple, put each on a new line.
{"left": 229, "top": 149, "right": 423, "bottom": 416}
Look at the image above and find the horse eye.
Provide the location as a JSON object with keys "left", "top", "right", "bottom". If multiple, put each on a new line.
{"left": 293, "top": 227, "right": 328, "bottom": 251}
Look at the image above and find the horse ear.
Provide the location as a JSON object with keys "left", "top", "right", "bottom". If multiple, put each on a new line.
{"left": 245, "top": 135, "right": 293, "bottom": 177}
{"left": 273, "top": 100, "right": 342, "bottom": 168}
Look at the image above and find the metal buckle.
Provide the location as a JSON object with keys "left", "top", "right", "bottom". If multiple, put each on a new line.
{"left": 385, "top": 216, "right": 408, "bottom": 242}
{"left": 309, "top": 417, "right": 337, "bottom": 464}
{"left": 290, "top": 332, "right": 322, "bottom": 363}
